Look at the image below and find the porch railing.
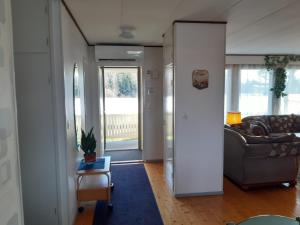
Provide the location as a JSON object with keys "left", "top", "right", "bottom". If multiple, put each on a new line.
{"left": 105, "top": 114, "right": 138, "bottom": 140}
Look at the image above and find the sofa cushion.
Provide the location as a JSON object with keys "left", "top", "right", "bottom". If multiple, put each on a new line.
{"left": 269, "top": 133, "right": 296, "bottom": 143}
{"left": 244, "top": 135, "right": 271, "bottom": 144}
{"left": 270, "top": 142, "right": 300, "bottom": 157}
{"left": 268, "top": 115, "right": 294, "bottom": 133}
{"left": 244, "top": 133, "right": 296, "bottom": 144}
{"left": 246, "top": 141, "right": 300, "bottom": 158}
{"left": 242, "top": 116, "right": 272, "bottom": 133}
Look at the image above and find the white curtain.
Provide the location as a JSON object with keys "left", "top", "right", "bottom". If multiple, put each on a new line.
{"left": 280, "top": 66, "right": 300, "bottom": 114}
{"left": 224, "top": 65, "right": 232, "bottom": 121}
{"left": 238, "top": 65, "right": 273, "bottom": 117}
{"left": 224, "top": 64, "right": 273, "bottom": 118}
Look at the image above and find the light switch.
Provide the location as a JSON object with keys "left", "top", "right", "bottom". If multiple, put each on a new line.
{"left": 145, "top": 102, "right": 151, "bottom": 109}
{"left": 182, "top": 113, "right": 188, "bottom": 120}
{"left": 147, "top": 87, "right": 155, "bottom": 95}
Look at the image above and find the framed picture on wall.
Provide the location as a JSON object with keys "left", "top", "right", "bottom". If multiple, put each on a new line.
{"left": 192, "top": 69, "right": 209, "bottom": 90}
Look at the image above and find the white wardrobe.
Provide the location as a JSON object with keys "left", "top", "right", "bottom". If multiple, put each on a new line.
{"left": 163, "top": 21, "right": 226, "bottom": 196}
{"left": 12, "top": 0, "right": 68, "bottom": 225}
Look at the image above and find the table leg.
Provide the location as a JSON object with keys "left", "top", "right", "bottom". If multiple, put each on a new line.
{"left": 76, "top": 175, "right": 84, "bottom": 213}
{"left": 105, "top": 172, "right": 113, "bottom": 210}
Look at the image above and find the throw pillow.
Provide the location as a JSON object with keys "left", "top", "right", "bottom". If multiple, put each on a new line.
{"left": 250, "top": 124, "right": 266, "bottom": 136}
{"left": 242, "top": 116, "right": 272, "bottom": 133}
{"left": 253, "top": 121, "right": 270, "bottom": 135}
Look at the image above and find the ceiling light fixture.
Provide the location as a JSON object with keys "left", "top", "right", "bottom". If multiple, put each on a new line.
{"left": 119, "top": 0, "right": 135, "bottom": 39}
{"left": 119, "top": 25, "right": 135, "bottom": 39}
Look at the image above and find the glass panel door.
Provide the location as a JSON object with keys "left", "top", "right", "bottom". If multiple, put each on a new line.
{"left": 103, "top": 67, "right": 139, "bottom": 151}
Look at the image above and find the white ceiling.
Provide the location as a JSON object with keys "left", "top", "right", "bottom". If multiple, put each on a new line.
{"left": 64, "top": 0, "right": 300, "bottom": 54}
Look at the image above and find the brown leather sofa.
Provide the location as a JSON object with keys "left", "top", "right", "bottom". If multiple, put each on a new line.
{"left": 224, "top": 114, "right": 300, "bottom": 190}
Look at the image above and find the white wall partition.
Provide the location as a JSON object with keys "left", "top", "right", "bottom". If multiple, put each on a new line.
{"left": 143, "top": 47, "right": 164, "bottom": 161}
{"left": 0, "top": 0, "right": 24, "bottom": 224}
{"left": 163, "top": 22, "right": 226, "bottom": 196}
{"left": 163, "top": 26, "right": 174, "bottom": 191}
{"left": 61, "top": 4, "right": 89, "bottom": 224}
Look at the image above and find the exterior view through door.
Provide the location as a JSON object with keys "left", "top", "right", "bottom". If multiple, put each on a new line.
{"left": 102, "top": 67, "right": 141, "bottom": 161}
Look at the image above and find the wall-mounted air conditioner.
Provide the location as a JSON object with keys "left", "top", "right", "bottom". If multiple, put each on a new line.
{"left": 95, "top": 45, "right": 144, "bottom": 63}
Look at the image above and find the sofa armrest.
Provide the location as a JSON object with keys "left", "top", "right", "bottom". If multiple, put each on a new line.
{"left": 224, "top": 128, "right": 247, "bottom": 146}
{"left": 224, "top": 128, "right": 248, "bottom": 182}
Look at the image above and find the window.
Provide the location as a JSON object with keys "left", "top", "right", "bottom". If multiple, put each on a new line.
{"left": 103, "top": 67, "right": 140, "bottom": 151}
{"left": 238, "top": 66, "right": 273, "bottom": 117}
{"left": 224, "top": 65, "right": 273, "bottom": 118}
{"left": 73, "top": 64, "right": 85, "bottom": 149}
{"left": 225, "top": 64, "right": 300, "bottom": 119}
{"left": 280, "top": 67, "right": 300, "bottom": 114}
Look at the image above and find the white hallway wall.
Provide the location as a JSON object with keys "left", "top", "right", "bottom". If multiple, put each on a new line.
{"left": 61, "top": 4, "right": 89, "bottom": 224}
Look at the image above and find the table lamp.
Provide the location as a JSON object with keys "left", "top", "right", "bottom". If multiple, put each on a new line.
{"left": 226, "top": 112, "right": 241, "bottom": 125}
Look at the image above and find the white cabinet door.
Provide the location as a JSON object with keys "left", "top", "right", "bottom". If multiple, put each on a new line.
{"left": 0, "top": 0, "right": 24, "bottom": 225}
{"left": 11, "top": 0, "right": 49, "bottom": 53}
{"left": 14, "top": 53, "right": 59, "bottom": 225}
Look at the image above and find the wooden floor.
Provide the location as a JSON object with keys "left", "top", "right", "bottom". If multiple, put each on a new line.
{"left": 75, "top": 162, "right": 300, "bottom": 225}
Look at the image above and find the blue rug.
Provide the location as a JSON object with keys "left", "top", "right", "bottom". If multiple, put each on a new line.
{"left": 93, "top": 164, "right": 164, "bottom": 225}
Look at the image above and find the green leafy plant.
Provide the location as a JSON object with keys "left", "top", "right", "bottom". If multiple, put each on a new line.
{"left": 80, "top": 128, "right": 96, "bottom": 155}
{"left": 265, "top": 55, "right": 300, "bottom": 98}
{"left": 271, "top": 67, "right": 287, "bottom": 98}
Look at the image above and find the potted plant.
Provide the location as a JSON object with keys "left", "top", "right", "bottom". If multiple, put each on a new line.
{"left": 81, "top": 128, "right": 97, "bottom": 163}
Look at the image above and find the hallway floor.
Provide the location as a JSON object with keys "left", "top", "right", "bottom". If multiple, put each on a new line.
{"left": 75, "top": 162, "right": 300, "bottom": 225}
{"left": 104, "top": 149, "right": 142, "bottom": 161}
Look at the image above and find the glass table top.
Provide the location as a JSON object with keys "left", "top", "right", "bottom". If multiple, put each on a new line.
{"left": 230, "top": 215, "right": 299, "bottom": 225}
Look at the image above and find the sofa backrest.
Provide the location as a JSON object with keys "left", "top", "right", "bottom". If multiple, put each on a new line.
{"left": 242, "top": 114, "right": 300, "bottom": 133}
{"left": 293, "top": 115, "right": 300, "bottom": 132}
{"left": 268, "top": 115, "right": 294, "bottom": 133}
